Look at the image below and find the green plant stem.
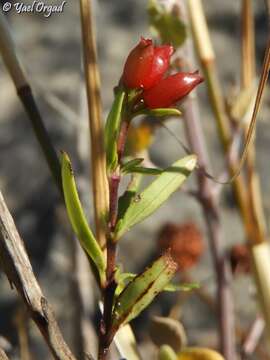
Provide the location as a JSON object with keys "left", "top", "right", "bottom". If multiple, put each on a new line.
{"left": 98, "top": 118, "right": 131, "bottom": 360}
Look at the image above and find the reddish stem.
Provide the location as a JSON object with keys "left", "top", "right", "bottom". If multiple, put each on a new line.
{"left": 98, "top": 118, "right": 131, "bottom": 360}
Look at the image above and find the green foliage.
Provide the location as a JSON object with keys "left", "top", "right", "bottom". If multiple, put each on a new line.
{"left": 164, "top": 282, "right": 200, "bottom": 292}
{"left": 140, "top": 108, "right": 182, "bottom": 118}
{"left": 105, "top": 88, "right": 126, "bottom": 170}
{"left": 158, "top": 345, "right": 178, "bottom": 360}
{"left": 127, "top": 166, "right": 163, "bottom": 175}
{"left": 115, "top": 155, "right": 197, "bottom": 240}
{"left": 112, "top": 251, "right": 177, "bottom": 329}
{"left": 121, "top": 158, "right": 144, "bottom": 174}
{"left": 148, "top": 0, "right": 187, "bottom": 48}
{"left": 115, "top": 272, "right": 199, "bottom": 296}
{"left": 61, "top": 152, "right": 106, "bottom": 284}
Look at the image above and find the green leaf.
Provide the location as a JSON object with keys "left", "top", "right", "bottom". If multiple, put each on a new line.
{"left": 105, "top": 88, "right": 126, "bottom": 170}
{"left": 164, "top": 282, "right": 200, "bottom": 292}
{"left": 115, "top": 272, "right": 199, "bottom": 295}
{"left": 128, "top": 166, "right": 163, "bottom": 175}
{"left": 61, "top": 152, "right": 106, "bottom": 284}
{"left": 148, "top": 0, "right": 187, "bottom": 48}
{"left": 115, "top": 155, "right": 197, "bottom": 240}
{"left": 115, "top": 272, "right": 137, "bottom": 296}
{"left": 112, "top": 250, "right": 177, "bottom": 329}
{"left": 140, "top": 108, "right": 182, "bottom": 118}
{"left": 121, "top": 158, "right": 144, "bottom": 174}
{"left": 158, "top": 345, "right": 177, "bottom": 360}
{"left": 117, "top": 173, "right": 142, "bottom": 223}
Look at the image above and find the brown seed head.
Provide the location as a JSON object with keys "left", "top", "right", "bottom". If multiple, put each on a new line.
{"left": 157, "top": 222, "right": 204, "bottom": 272}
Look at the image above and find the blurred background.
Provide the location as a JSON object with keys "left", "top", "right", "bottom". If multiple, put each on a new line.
{"left": 0, "top": 0, "right": 269, "bottom": 359}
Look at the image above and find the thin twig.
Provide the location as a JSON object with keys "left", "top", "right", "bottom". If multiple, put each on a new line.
{"left": 0, "top": 348, "right": 10, "bottom": 360}
{"left": 0, "top": 191, "right": 77, "bottom": 360}
{"left": 187, "top": 0, "right": 256, "bottom": 244}
{"left": 241, "top": 315, "right": 265, "bottom": 357}
{"left": 79, "top": 0, "right": 109, "bottom": 248}
{"left": 14, "top": 306, "right": 32, "bottom": 360}
{"left": 0, "top": 11, "right": 62, "bottom": 193}
{"left": 174, "top": 2, "right": 237, "bottom": 358}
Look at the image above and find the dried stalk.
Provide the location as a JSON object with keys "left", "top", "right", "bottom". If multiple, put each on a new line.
{"left": 188, "top": 0, "right": 270, "bottom": 345}
{"left": 187, "top": 0, "right": 257, "bottom": 244}
{"left": 241, "top": 315, "right": 265, "bottom": 357}
{"left": 241, "top": 0, "right": 255, "bottom": 89}
{"left": 79, "top": 0, "right": 109, "bottom": 248}
{"left": 0, "top": 191, "right": 77, "bottom": 360}
{"left": 14, "top": 307, "right": 32, "bottom": 360}
{"left": 0, "top": 10, "right": 61, "bottom": 193}
{"left": 241, "top": 0, "right": 267, "bottom": 242}
{"left": 171, "top": 2, "right": 236, "bottom": 358}
{"left": 0, "top": 349, "right": 10, "bottom": 360}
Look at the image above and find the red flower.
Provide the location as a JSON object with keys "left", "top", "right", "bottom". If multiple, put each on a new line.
{"left": 122, "top": 37, "right": 173, "bottom": 90}
{"left": 143, "top": 71, "right": 204, "bottom": 109}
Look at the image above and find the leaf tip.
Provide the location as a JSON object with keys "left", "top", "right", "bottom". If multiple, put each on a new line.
{"left": 185, "top": 155, "right": 197, "bottom": 171}
{"left": 163, "top": 248, "right": 178, "bottom": 273}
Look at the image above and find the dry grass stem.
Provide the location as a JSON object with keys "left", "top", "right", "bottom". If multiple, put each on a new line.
{"left": 0, "top": 191, "right": 77, "bottom": 360}
{"left": 79, "top": 0, "right": 109, "bottom": 248}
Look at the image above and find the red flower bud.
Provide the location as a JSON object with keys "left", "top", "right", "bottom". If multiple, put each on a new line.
{"left": 143, "top": 71, "right": 204, "bottom": 109}
{"left": 122, "top": 37, "right": 174, "bottom": 90}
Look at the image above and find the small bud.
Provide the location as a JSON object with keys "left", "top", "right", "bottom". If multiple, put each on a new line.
{"left": 122, "top": 37, "right": 174, "bottom": 90}
{"left": 143, "top": 71, "right": 203, "bottom": 109}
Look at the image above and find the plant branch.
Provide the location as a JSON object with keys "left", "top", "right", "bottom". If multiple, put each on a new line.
{"left": 98, "top": 118, "right": 131, "bottom": 359}
{"left": 241, "top": 315, "right": 265, "bottom": 357}
{"left": 0, "top": 191, "right": 77, "bottom": 360}
{"left": 173, "top": 2, "right": 237, "bottom": 358}
{"left": 0, "top": 11, "right": 62, "bottom": 193}
{"left": 187, "top": 0, "right": 259, "bottom": 244}
{"left": 0, "top": 348, "right": 10, "bottom": 360}
{"left": 79, "top": 0, "right": 109, "bottom": 248}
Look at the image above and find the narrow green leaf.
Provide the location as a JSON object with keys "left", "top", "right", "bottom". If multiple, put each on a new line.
{"left": 112, "top": 250, "right": 177, "bottom": 329}
{"left": 144, "top": 108, "right": 182, "bottom": 117}
{"left": 115, "top": 155, "right": 197, "bottom": 240}
{"left": 128, "top": 166, "right": 163, "bottom": 175}
{"left": 115, "top": 272, "right": 137, "bottom": 296}
{"left": 148, "top": 0, "right": 187, "bottom": 48}
{"left": 164, "top": 282, "right": 200, "bottom": 292}
{"left": 61, "top": 152, "right": 106, "bottom": 284}
{"left": 105, "top": 88, "right": 126, "bottom": 170}
{"left": 117, "top": 173, "right": 142, "bottom": 223}
{"left": 115, "top": 272, "right": 199, "bottom": 295}
{"left": 121, "top": 158, "right": 144, "bottom": 174}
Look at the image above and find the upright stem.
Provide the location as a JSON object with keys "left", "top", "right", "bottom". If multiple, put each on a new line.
{"left": 79, "top": 0, "right": 109, "bottom": 248}
{"left": 187, "top": 0, "right": 258, "bottom": 244}
{"left": 98, "top": 118, "right": 130, "bottom": 360}
{"left": 0, "top": 11, "right": 62, "bottom": 193}
{"left": 177, "top": 2, "right": 237, "bottom": 358}
{"left": 183, "top": 95, "right": 236, "bottom": 358}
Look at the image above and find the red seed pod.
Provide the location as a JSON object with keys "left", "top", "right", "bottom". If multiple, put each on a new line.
{"left": 122, "top": 37, "right": 174, "bottom": 90}
{"left": 143, "top": 71, "right": 204, "bottom": 109}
